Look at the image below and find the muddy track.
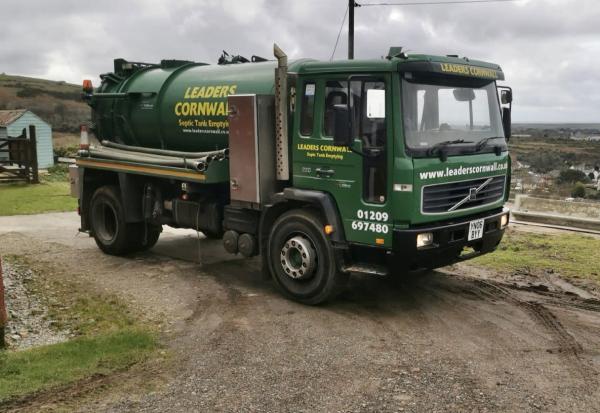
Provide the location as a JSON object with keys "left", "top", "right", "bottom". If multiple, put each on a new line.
{"left": 0, "top": 364, "right": 163, "bottom": 413}
{"left": 509, "top": 284, "right": 600, "bottom": 313}
{"left": 2, "top": 214, "right": 600, "bottom": 412}
{"left": 468, "top": 278, "right": 596, "bottom": 378}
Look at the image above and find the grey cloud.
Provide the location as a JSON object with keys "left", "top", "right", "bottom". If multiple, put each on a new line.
{"left": 0, "top": 0, "right": 598, "bottom": 122}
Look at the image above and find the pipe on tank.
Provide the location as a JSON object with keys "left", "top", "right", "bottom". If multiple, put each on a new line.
{"left": 274, "top": 43, "right": 289, "bottom": 180}
{"left": 101, "top": 140, "right": 227, "bottom": 159}
{"left": 88, "top": 146, "right": 217, "bottom": 171}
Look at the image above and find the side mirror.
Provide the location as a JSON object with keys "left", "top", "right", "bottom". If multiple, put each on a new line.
{"left": 502, "top": 107, "right": 511, "bottom": 141}
{"left": 501, "top": 89, "right": 512, "bottom": 105}
{"left": 333, "top": 104, "right": 352, "bottom": 147}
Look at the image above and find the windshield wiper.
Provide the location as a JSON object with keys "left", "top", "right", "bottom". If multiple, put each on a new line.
{"left": 475, "top": 136, "right": 504, "bottom": 152}
{"left": 427, "top": 139, "right": 473, "bottom": 160}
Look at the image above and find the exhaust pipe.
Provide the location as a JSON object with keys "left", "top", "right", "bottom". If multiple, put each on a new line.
{"left": 274, "top": 43, "right": 289, "bottom": 181}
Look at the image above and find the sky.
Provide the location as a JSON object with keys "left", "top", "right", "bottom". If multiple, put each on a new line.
{"left": 0, "top": 0, "right": 598, "bottom": 123}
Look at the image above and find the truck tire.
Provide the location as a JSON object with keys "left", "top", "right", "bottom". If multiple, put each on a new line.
{"left": 267, "top": 209, "right": 348, "bottom": 305}
{"left": 129, "top": 223, "right": 162, "bottom": 252}
{"left": 89, "top": 186, "right": 142, "bottom": 255}
{"left": 202, "top": 230, "right": 223, "bottom": 240}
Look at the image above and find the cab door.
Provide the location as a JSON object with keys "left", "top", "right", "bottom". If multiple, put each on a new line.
{"left": 292, "top": 74, "right": 394, "bottom": 248}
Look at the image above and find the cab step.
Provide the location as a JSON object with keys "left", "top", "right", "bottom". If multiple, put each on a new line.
{"left": 342, "top": 264, "right": 389, "bottom": 277}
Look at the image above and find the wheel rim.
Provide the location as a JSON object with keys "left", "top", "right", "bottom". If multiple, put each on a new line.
{"left": 280, "top": 235, "right": 317, "bottom": 280}
{"left": 93, "top": 201, "right": 118, "bottom": 243}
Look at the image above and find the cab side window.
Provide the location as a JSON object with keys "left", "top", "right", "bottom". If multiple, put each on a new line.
{"left": 323, "top": 80, "right": 348, "bottom": 137}
{"left": 300, "top": 82, "right": 316, "bottom": 136}
{"left": 350, "top": 79, "right": 387, "bottom": 204}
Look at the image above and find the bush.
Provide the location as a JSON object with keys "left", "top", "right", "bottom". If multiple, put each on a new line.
{"left": 558, "top": 169, "right": 588, "bottom": 184}
{"left": 16, "top": 87, "right": 39, "bottom": 98}
{"left": 524, "top": 152, "right": 563, "bottom": 173}
{"left": 44, "top": 164, "right": 70, "bottom": 182}
{"left": 588, "top": 190, "right": 600, "bottom": 200}
{"left": 571, "top": 182, "right": 586, "bottom": 198}
{"left": 53, "top": 145, "right": 78, "bottom": 158}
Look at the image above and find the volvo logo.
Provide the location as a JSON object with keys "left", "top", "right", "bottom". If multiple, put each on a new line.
{"left": 448, "top": 177, "right": 494, "bottom": 212}
{"left": 468, "top": 187, "right": 478, "bottom": 201}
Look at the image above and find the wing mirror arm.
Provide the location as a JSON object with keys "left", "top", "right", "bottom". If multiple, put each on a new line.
{"left": 499, "top": 87, "right": 513, "bottom": 141}
{"left": 502, "top": 107, "right": 511, "bottom": 141}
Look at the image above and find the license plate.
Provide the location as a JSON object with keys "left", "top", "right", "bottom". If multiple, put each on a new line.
{"left": 468, "top": 219, "right": 485, "bottom": 241}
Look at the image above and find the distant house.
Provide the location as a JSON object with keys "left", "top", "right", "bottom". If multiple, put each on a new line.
{"left": 0, "top": 109, "right": 54, "bottom": 168}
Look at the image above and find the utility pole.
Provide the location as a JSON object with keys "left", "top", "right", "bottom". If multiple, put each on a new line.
{"left": 348, "top": 0, "right": 355, "bottom": 59}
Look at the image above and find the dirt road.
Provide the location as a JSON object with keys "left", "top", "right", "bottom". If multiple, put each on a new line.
{"left": 1, "top": 212, "right": 599, "bottom": 412}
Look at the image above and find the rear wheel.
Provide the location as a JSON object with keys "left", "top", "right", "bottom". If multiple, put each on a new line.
{"left": 89, "top": 186, "right": 150, "bottom": 255}
{"left": 129, "top": 223, "right": 162, "bottom": 252}
{"left": 267, "top": 209, "right": 348, "bottom": 305}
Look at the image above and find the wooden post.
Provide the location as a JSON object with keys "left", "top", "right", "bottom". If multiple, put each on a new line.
{"left": 0, "top": 256, "right": 7, "bottom": 349}
{"left": 29, "top": 125, "right": 39, "bottom": 184}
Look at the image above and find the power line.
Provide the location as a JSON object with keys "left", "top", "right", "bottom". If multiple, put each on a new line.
{"left": 344, "top": 0, "right": 519, "bottom": 60}
{"left": 330, "top": 3, "right": 350, "bottom": 61}
{"left": 358, "top": 0, "right": 519, "bottom": 6}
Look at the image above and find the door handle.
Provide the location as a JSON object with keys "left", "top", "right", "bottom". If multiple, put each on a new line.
{"left": 315, "top": 168, "right": 335, "bottom": 178}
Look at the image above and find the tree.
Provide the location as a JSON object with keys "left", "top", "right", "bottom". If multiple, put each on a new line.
{"left": 558, "top": 169, "right": 588, "bottom": 184}
{"left": 571, "top": 182, "right": 586, "bottom": 198}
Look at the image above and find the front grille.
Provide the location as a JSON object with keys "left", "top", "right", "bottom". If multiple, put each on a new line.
{"left": 422, "top": 176, "right": 505, "bottom": 213}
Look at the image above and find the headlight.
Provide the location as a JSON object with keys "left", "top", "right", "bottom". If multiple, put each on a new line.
{"left": 501, "top": 214, "right": 509, "bottom": 229}
{"left": 416, "top": 232, "right": 434, "bottom": 248}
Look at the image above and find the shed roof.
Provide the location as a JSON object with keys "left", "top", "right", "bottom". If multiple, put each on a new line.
{"left": 0, "top": 109, "right": 27, "bottom": 127}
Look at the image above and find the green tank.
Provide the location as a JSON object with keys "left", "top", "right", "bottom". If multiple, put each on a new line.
{"left": 90, "top": 58, "right": 307, "bottom": 152}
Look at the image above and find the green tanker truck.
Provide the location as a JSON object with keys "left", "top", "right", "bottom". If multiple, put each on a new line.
{"left": 74, "top": 44, "right": 512, "bottom": 304}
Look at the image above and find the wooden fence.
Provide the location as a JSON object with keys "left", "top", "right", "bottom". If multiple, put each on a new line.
{"left": 0, "top": 125, "right": 39, "bottom": 184}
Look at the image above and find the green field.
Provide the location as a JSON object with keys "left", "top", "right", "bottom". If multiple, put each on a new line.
{"left": 0, "top": 165, "right": 76, "bottom": 216}
{"left": 472, "top": 229, "right": 600, "bottom": 282}
{"left": 0, "top": 330, "right": 155, "bottom": 402}
{"left": 0, "top": 258, "right": 159, "bottom": 403}
{"left": 0, "top": 181, "right": 76, "bottom": 216}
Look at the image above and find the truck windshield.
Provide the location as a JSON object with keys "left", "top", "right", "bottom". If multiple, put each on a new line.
{"left": 401, "top": 78, "right": 505, "bottom": 154}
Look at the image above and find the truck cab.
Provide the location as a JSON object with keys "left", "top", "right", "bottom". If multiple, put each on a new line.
{"left": 289, "top": 50, "right": 510, "bottom": 274}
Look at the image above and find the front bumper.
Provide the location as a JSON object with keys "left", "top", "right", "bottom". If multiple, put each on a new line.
{"left": 392, "top": 208, "right": 509, "bottom": 270}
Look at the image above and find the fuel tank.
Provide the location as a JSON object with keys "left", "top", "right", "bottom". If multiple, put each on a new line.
{"left": 89, "top": 58, "right": 307, "bottom": 152}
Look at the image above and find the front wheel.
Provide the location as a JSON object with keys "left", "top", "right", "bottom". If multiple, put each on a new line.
{"left": 267, "top": 209, "right": 348, "bottom": 305}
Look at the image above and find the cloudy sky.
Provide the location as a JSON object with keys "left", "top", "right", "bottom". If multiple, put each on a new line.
{"left": 1, "top": 0, "right": 598, "bottom": 122}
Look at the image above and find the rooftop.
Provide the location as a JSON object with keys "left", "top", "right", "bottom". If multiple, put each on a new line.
{"left": 0, "top": 109, "right": 27, "bottom": 127}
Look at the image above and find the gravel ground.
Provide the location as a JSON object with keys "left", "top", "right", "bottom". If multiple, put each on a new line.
{"left": 1, "top": 260, "right": 70, "bottom": 350}
{"left": 1, "top": 212, "right": 600, "bottom": 412}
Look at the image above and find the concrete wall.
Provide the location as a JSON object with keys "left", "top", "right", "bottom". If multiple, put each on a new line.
{"left": 515, "top": 195, "right": 600, "bottom": 220}
{"left": 5, "top": 112, "right": 54, "bottom": 169}
{"left": 512, "top": 195, "right": 600, "bottom": 231}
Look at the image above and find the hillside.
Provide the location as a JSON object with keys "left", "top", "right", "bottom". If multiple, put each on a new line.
{"left": 0, "top": 74, "right": 90, "bottom": 133}
{"left": 511, "top": 125, "right": 600, "bottom": 171}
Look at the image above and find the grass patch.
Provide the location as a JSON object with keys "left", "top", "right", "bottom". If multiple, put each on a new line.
{"left": 26, "top": 273, "right": 138, "bottom": 337}
{"left": 0, "top": 258, "right": 160, "bottom": 404}
{"left": 472, "top": 229, "right": 600, "bottom": 282}
{"left": 0, "top": 180, "right": 76, "bottom": 216}
{"left": 0, "top": 329, "right": 155, "bottom": 402}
